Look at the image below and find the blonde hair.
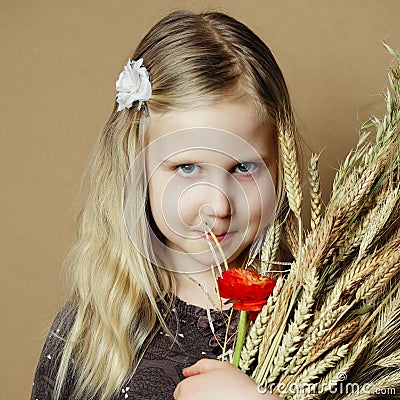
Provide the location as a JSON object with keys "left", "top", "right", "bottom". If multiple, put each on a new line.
{"left": 53, "top": 10, "right": 300, "bottom": 399}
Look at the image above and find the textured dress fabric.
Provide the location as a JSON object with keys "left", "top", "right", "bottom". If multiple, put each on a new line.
{"left": 31, "top": 297, "right": 239, "bottom": 400}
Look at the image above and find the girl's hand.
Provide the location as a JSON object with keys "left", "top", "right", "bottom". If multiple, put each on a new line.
{"left": 173, "top": 358, "right": 281, "bottom": 400}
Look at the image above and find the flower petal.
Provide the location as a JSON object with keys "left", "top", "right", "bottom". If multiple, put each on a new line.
{"left": 115, "top": 58, "right": 151, "bottom": 111}
{"left": 217, "top": 268, "right": 276, "bottom": 312}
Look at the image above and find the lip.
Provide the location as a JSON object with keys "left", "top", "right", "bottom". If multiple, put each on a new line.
{"left": 195, "top": 231, "right": 235, "bottom": 242}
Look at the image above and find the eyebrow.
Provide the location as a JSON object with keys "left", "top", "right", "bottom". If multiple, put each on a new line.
{"left": 159, "top": 153, "right": 272, "bottom": 167}
{"left": 160, "top": 156, "right": 195, "bottom": 165}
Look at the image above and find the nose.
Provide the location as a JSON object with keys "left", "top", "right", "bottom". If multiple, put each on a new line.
{"left": 200, "top": 185, "right": 232, "bottom": 219}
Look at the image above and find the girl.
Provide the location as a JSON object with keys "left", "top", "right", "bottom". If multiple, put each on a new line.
{"left": 31, "top": 10, "right": 299, "bottom": 400}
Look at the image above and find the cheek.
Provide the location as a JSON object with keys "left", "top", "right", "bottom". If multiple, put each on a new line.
{"left": 243, "top": 176, "right": 276, "bottom": 228}
{"left": 148, "top": 174, "right": 200, "bottom": 231}
{"left": 148, "top": 174, "right": 174, "bottom": 230}
{"left": 177, "top": 189, "right": 201, "bottom": 225}
{"left": 147, "top": 179, "right": 164, "bottom": 229}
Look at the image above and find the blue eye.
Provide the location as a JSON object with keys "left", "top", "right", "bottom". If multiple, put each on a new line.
{"left": 176, "top": 164, "right": 201, "bottom": 176}
{"left": 234, "top": 162, "right": 257, "bottom": 174}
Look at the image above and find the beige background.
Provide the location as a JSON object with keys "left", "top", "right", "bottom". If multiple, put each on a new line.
{"left": 1, "top": 1, "right": 399, "bottom": 397}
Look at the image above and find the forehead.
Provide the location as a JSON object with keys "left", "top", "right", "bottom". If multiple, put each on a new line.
{"left": 145, "top": 129, "right": 268, "bottom": 169}
{"left": 145, "top": 101, "right": 275, "bottom": 159}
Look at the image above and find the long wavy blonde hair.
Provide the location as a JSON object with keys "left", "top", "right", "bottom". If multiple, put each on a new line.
{"left": 52, "top": 10, "right": 301, "bottom": 400}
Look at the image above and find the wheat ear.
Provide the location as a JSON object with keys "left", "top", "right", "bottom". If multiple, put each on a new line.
{"left": 278, "top": 118, "right": 302, "bottom": 220}
{"left": 309, "top": 153, "right": 323, "bottom": 230}
{"left": 282, "top": 304, "right": 347, "bottom": 381}
{"left": 252, "top": 263, "right": 302, "bottom": 383}
{"left": 375, "top": 348, "right": 400, "bottom": 368}
{"left": 338, "top": 370, "right": 400, "bottom": 400}
{"left": 318, "top": 230, "right": 400, "bottom": 321}
{"left": 266, "top": 267, "right": 318, "bottom": 385}
{"left": 321, "top": 186, "right": 395, "bottom": 286}
{"left": 288, "top": 344, "right": 349, "bottom": 400}
{"left": 239, "top": 276, "right": 284, "bottom": 372}
{"left": 313, "top": 336, "right": 370, "bottom": 399}
{"left": 357, "top": 188, "right": 399, "bottom": 257}
{"left": 355, "top": 244, "right": 400, "bottom": 302}
{"left": 283, "top": 210, "right": 299, "bottom": 258}
{"left": 305, "top": 318, "right": 361, "bottom": 365}
{"left": 261, "top": 219, "right": 282, "bottom": 274}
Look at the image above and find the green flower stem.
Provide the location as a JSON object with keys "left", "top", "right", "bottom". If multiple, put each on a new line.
{"left": 233, "top": 310, "right": 247, "bottom": 367}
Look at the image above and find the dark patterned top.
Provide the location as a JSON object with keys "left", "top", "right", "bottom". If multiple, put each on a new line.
{"left": 31, "top": 297, "right": 239, "bottom": 400}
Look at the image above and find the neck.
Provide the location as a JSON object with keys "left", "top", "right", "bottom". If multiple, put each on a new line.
{"left": 174, "top": 267, "right": 231, "bottom": 310}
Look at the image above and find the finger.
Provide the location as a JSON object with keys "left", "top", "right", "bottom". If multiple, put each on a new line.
{"left": 182, "top": 358, "right": 226, "bottom": 377}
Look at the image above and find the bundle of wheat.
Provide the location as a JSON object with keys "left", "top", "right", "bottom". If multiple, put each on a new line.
{"left": 239, "top": 44, "right": 400, "bottom": 400}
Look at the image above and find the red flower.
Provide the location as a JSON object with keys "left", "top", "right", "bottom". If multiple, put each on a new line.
{"left": 217, "top": 268, "right": 276, "bottom": 320}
